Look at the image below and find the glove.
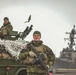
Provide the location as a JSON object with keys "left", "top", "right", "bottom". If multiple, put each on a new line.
{"left": 29, "top": 51, "right": 37, "bottom": 58}
{"left": 46, "top": 65, "right": 50, "bottom": 69}
{"left": 49, "top": 61, "right": 53, "bottom": 66}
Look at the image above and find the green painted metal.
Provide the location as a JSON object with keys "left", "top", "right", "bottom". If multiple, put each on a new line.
{"left": 0, "top": 59, "right": 27, "bottom": 75}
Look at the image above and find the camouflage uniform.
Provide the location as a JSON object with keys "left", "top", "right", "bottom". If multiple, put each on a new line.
{"left": 19, "top": 40, "right": 55, "bottom": 75}
{"left": 0, "top": 22, "right": 13, "bottom": 37}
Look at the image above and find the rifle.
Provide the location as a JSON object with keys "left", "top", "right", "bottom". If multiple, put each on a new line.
{"left": 29, "top": 44, "right": 49, "bottom": 75}
{"left": 20, "top": 25, "right": 33, "bottom": 40}
{"left": 31, "top": 53, "right": 46, "bottom": 65}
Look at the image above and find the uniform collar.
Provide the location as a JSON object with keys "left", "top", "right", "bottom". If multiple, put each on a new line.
{"left": 31, "top": 40, "right": 43, "bottom": 47}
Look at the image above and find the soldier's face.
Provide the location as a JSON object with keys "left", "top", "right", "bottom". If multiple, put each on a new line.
{"left": 4, "top": 20, "right": 9, "bottom": 24}
{"left": 33, "top": 34, "right": 41, "bottom": 41}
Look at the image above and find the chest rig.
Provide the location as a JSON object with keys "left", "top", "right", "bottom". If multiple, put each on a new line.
{"left": 34, "top": 44, "right": 44, "bottom": 53}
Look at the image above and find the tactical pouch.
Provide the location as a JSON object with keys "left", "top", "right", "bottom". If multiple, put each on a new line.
{"left": 2, "top": 30, "right": 7, "bottom": 35}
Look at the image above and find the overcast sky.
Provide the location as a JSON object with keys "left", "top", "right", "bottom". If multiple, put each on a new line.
{"left": 0, "top": 0, "right": 76, "bottom": 57}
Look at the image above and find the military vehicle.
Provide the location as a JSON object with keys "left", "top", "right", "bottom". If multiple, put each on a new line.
{"left": 0, "top": 25, "right": 33, "bottom": 75}
{"left": 52, "top": 25, "right": 76, "bottom": 73}
{"left": 0, "top": 15, "right": 33, "bottom": 75}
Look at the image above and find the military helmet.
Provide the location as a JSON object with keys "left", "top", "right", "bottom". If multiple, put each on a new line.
{"left": 4, "top": 17, "right": 9, "bottom": 21}
{"left": 33, "top": 31, "right": 41, "bottom": 37}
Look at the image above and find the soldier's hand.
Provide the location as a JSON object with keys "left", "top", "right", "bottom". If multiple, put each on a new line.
{"left": 49, "top": 61, "right": 53, "bottom": 66}
{"left": 46, "top": 65, "right": 50, "bottom": 69}
{"left": 29, "top": 51, "right": 37, "bottom": 58}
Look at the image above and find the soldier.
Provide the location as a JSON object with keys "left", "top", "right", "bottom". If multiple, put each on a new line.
{"left": 19, "top": 31, "right": 55, "bottom": 75}
{"left": 0, "top": 17, "right": 13, "bottom": 38}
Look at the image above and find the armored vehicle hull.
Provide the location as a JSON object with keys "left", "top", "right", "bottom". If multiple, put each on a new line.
{"left": 0, "top": 59, "right": 27, "bottom": 75}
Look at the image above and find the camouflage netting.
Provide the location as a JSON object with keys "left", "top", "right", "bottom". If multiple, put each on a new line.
{"left": 0, "top": 39, "right": 28, "bottom": 59}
